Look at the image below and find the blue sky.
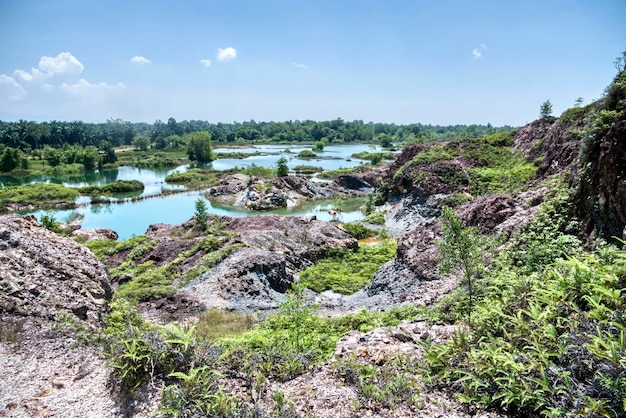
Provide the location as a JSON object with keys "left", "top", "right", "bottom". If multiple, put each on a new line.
{"left": 0, "top": 0, "right": 624, "bottom": 126}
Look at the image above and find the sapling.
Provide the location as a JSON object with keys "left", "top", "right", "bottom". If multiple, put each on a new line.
{"left": 437, "top": 205, "right": 484, "bottom": 320}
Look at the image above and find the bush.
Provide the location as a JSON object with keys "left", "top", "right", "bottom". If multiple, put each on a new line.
{"left": 300, "top": 240, "right": 396, "bottom": 294}
{"left": 297, "top": 149, "right": 317, "bottom": 158}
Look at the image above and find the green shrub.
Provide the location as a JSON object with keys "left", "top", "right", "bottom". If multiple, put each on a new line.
{"left": 363, "top": 211, "right": 385, "bottom": 225}
{"left": 0, "top": 182, "right": 79, "bottom": 210}
{"left": 300, "top": 240, "right": 396, "bottom": 294}
{"left": 297, "top": 149, "right": 317, "bottom": 158}
{"left": 79, "top": 180, "right": 144, "bottom": 195}
{"left": 341, "top": 222, "right": 378, "bottom": 239}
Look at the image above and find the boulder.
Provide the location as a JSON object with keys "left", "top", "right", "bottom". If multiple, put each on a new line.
{"left": 0, "top": 214, "right": 111, "bottom": 326}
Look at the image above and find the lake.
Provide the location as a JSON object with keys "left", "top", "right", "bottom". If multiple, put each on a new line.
{"left": 3, "top": 143, "right": 386, "bottom": 240}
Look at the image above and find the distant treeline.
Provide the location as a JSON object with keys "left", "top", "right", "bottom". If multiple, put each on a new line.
{"left": 0, "top": 117, "right": 515, "bottom": 152}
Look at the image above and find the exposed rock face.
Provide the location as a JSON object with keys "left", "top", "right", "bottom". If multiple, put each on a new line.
{"left": 0, "top": 214, "right": 111, "bottom": 325}
{"left": 177, "top": 215, "right": 357, "bottom": 312}
{"left": 571, "top": 112, "right": 626, "bottom": 242}
{"left": 0, "top": 214, "right": 118, "bottom": 417}
{"left": 207, "top": 174, "right": 372, "bottom": 210}
{"left": 513, "top": 118, "right": 581, "bottom": 178}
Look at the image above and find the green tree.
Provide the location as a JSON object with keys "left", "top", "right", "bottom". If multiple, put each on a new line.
{"left": 276, "top": 156, "right": 289, "bottom": 177}
{"left": 132, "top": 135, "right": 150, "bottom": 151}
{"left": 0, "top": 147, "right": 22, "bottom": 172}
{"left": 437, "top": 206, "right": 484, "bottom": 320}
{"left": 378, "top": 133, "right": 393, "bottom": 148}
{"left": 539, "top": 100, "right": 553, "bottom": 119}
{"left": 43, "top": 146, "right": 61, "bottom": 167}
{"left": 81, "top": 146, "right": 100, "bottom": 170}
{"left": 194, "top": 198, "right": 208, "bottom": 232}
{"left": 186, "top": 132, "right": 213, "bottom": 162}
{"left": 574, "top": 97, "right": 584, "bottom": 108}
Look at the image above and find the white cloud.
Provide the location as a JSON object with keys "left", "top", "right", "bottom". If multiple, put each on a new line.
{"left": 130, "top": 56, "right": 152, "bottom": 64}
{"left": 472, "top": 44, "right": 487, "bottom": 59}
{"left": 292, "top": 62, "right": 310, "bottom": 69}
{"left": 60, "top": 79, "right": 127, "bottom": 96}
{"left": 200, "top": 59, "right": 212, "bottom": 68}
{"left": 39, "top": 52, "right": 84, "bottom": 75}
{"left": 0, "top": 74, "right": 26, "bottom": 100}
{"left": 216, "top": 47, "right": 237, "bottom": 62}
{"left": 13, "top": 52, "right": 84, "bottom": 81}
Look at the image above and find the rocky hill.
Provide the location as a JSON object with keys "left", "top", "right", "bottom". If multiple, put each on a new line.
{"left": 1, "top": 69, "right": 625, "bottom": 417}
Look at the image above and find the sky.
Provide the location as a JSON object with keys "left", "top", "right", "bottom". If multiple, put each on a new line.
{"left": 0, "top": 0, "right": 625, "bottom": 126}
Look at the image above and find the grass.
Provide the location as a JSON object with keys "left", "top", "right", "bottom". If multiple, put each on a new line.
{"left": 78, "top": 180, "right": 144, "bottom": 195}
{"left": 318, "top": 166, "right": 361, "bottom": 179}
{"left": 164, "top": 168, "right": 220, "bottom": 188}
{"left": 195, "top": 309, "right": 256, "bottom": 341}
{"left": 0, "top": 182, "right": 79, "bottom": 211}
{"left": 293, "top": 165, "right": 323, "bottom": 174}
{"left": 300, "top": 240, "right": 396, "bottom": 294}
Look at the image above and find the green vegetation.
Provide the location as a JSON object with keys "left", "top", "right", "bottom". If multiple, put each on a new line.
{"left": 78, "top": 180, "right": 144, "bottom": 195}
{"left": 292, "top": 164, "right": 323, "bottom": 174}
{"left": 193, "top": 198, "right": 209, "bottom": 232}
{"left": 341, "top": 222, "right": 379, "bottom": 239}
{"left": 386, "top": 131, "right": 536, "bottom": 198}
{"left": 276, "top": 156, "right": 289, "bottom": 177}
{"left": 300, "top": 240, "right": 396, "bottom": 294}
{"left": 540, "top": 99, "right": 553, "bottom": 119}
{"left": 317, "top": 166, "right": 361, "bottom": 179}
{"left": 0, "top": 182, "right": 79, "bottom": 211}
{"left": 85, "top": 215, "right": 241, "bottom": 303}
{"left": 437, "top": 206, "right": 486, "bottom": 319}
{"left": 242, "top": 163, "right": 276, "bottom": 178}
{"left": 164, "top": 168, "right": 219, "bottom": 187}
{"left": 297, "top": 149, "right": 317, "bottom": 158}
{"left": 350, "top": 151, "right": 394, "bottom": 161}
{"left": 187, "top": 131, "right": 214, "bottom": 162}
{"left": 363, "top": 211, "right": 385, "bottom": 225}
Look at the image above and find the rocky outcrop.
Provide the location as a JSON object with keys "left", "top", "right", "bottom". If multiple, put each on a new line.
{"left": 180, "top": 215, "right": 357, "bottom": 312}
{"left": 0, "top": 214, "right": 117, "bottom": 417}
{"left": 513, "top": 118, "right": 581, "bottom": 178}
{"left": 71, "top": 227, "right": 119, "bottom": 241}
{"left": 0, "top": 214, "right": 111, "bottom": 325}
{"left": 207, "top": 174, "right": 373, "bottom": 211}
{"left": 571, "top": 111, "right": 626, "bottom": 243}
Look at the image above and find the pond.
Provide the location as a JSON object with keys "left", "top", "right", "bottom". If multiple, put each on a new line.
{"left": 3, "top": 143, "right": 385, "bottom": 240}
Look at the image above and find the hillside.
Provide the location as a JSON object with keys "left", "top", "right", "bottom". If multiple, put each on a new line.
{"left": 1, "top": 68, "right": 625, "bottom": 417}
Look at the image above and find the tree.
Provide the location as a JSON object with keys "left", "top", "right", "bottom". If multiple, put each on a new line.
{"left": 194, "top": 198, "right": 208, "bottom": 232}
{"left": 378, "top": 133, "right": 393, "bottom": 148}
{"left": 437, "top": 206, "right": 484, "bottom": 320}
{"left": 186, "top": 132, "right": 213, "bottom": 162}
{"left": 0, "top": 147, "right": 22, "bottom": 172}
{"left": 574, "top": 97, "right": 584, "bottom": 108}
{"left": 132, "top": 135, "right": 150, "bottom": 151}
{"left": 276, "top": 156, "right": 289, "bottom": 177}
{"left": 540, "top": 100, "right": 553, "bottom": 119}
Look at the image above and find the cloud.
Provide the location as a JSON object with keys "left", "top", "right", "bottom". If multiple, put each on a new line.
{"left": 60, "top": 79, "right": 127, "bottom": 96}
{"left": 0, "top": 75, "right": 26, "bottom": 100}
{"left": 472, "top": 44, "right": 487, "bottom": 59}
{"left": 200, "top": 59, "right": 212, "bottom": 68}
{"left": 216, "top": 47, "right": 237, "bottom": 62}
{"left": 13, "top": 52, "right": 84, "bottom": 81}
{"left": 130, "top": 56, "right": 152, "bottom": 64}
{"left": 292, "top": 62, "right": 310, "bottom": 69}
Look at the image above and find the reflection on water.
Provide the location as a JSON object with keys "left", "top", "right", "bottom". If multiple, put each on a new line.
{"left": 5, "top": 143, "right": 385, "bottom": 240}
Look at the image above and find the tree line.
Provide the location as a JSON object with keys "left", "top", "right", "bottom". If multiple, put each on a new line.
{"left": 0, "top": 117, "right": 514, "bottom": 153}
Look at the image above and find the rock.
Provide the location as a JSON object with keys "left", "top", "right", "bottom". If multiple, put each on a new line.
{"left": 0, "top": 214, "right": 111, "bottom": 326}
{"left": 172, "top": 215, "right": 358, "bottom": 312}
{"left": 208, "top": 174, "right": 373, "bottom": 211}
{"left": 71, "top": 227, "right": 118, "bottom": 241}
{"left": 571, "top": 112, "right": 626, "bottom": 243}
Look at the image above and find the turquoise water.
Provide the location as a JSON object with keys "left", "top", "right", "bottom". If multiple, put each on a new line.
{"left": 4, "top": 144, "right": 383, "bottom": 239}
